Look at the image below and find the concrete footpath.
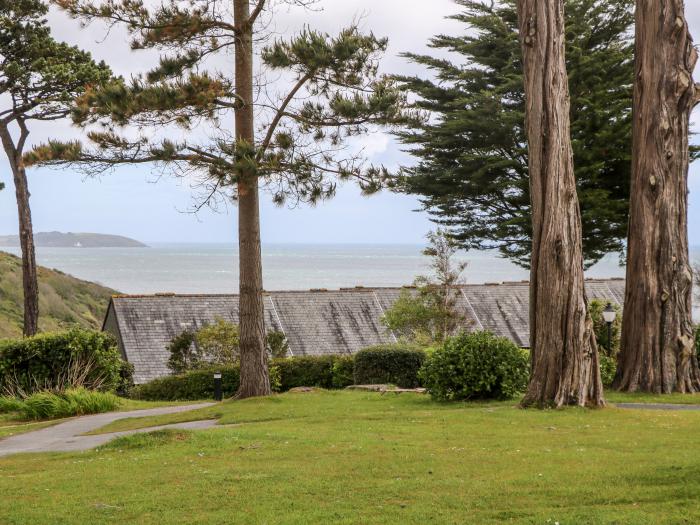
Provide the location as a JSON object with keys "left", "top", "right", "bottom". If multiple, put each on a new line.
{"left": 0, "top": 403, "right": 216, "bottom": 457}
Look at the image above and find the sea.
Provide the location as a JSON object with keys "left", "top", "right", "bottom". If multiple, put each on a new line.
{"left": 1, "top": 244, "right": 698, "bottom": 318}
{"left": 0, "top": 243, "right": 632, "bottom": 293}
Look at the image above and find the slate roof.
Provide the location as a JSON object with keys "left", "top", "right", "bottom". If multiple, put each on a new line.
{"left": 103, "top": 279, "right": 626, "bottom": 384}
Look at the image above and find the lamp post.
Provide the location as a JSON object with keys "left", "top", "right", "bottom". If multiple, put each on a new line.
{"left": 213, "top": 371, "right": 223, "bottom": 401}
{"left": 602, "top": 302, "right": 616, "bottom": 355}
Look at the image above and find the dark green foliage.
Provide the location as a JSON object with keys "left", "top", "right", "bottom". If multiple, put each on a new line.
{"left": 419, "top": 331, "right": 529, "bottom": 401}
{"left": 695, "top": 326, "right": 700, "bottom": 361}
{"left": 395, "top": 0, "right": 635, "bottom": 267}
{"left": 589, "top": 300, "right": 622, "bottom": 357}
{"left": 132, "top": 366, "right": 241, "bottom": 401}
{"left": 18, "top": 388, "right": 121, "bottom": 420}
{"left": 275, "top": 356, "right": 337, "bottom": 390}
{"left": 116, "top": 361, "right": 135, "bottom": 397}
{"left": 31, "top": 3, "right": 413, "bottom": 204}
{"left": 0, "top": 328, "right": 124, "bottom": 395}
{"left": 599, "top": 355, "right": 617, "bottom": 388}
{"left": 331, "top": 356, "right": 355, "bottom": 389}
{"left": 0, "top": 0, "right": 112, "bottom": 124}
{"left": 133, "top": 355, "right": 357, "bottom": 400}
{"left": 353, "top": 344, "right": 426, "bottom": 388}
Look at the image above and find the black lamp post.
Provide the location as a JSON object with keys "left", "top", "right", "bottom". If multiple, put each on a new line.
{"left": 602, "top": 302, "right": 616, "bottom": 354}
{"left": 213, "top": 371, "right": 223, "bottom": 401}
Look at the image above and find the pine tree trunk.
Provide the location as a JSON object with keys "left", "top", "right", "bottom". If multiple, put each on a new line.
{"left": 615, "top": 0, "right": 700, "bottom": 393}
{"left": 233, "top": 0, "right": 270, "bottom": 399}
{"left": 0, "top": 124, "right": 39, "bottom": 337}
{"left": 517, "top": 0, "right": 604, "bottom": 408}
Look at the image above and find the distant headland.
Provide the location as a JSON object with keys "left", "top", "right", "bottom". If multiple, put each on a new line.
{"left": 0, "top": 232, "right": 148, "bottom": 248}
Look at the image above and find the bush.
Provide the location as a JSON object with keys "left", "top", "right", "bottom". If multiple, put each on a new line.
{"left": 331, "top": 356, "right": 355, "bottom": 389}
{"left": 420, "top": 331, "right": 529, "bottom": 401}
{"left": 275, "top": 356, "right": 336, "bottom": 390}
{"left": 0, "top": 328, "right": 125, "bottom": 396}
{"left": 132, "top": 366, "right": 240, "bottom": 401}
{"left": 18, "top": 388, "right": 121, "bottom": 420}
{"left": 599, "top": 355, "right": 617, "bottom": 388}
{"left": 353, "top": 344, "right": 426, "bottom": 388}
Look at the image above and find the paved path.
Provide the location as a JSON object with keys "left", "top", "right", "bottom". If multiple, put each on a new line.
{"left": 0, "top": 403, "right": 216, "bottom": 457}
{"left": 615, "top": 403, "right": 700, "bottom": 411}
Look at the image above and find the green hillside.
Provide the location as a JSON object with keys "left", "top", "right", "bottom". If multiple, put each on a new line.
{"left": 0, "top": 251, "right": 117, "bottom": 339}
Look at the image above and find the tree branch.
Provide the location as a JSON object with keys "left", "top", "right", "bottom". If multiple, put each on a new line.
{"left": 257, "top": 72, "right": 312, "bottom": 159}
{"left": 248, "top": 0, "right": 267, "bottom": 26}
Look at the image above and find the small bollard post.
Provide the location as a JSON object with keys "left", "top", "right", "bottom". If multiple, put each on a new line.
{"left": 214, "top": 371, "right": 223, "bottom": 401}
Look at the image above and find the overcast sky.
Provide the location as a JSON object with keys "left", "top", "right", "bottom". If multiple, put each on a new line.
{"left": 1, "top": 0, "right": 699, "bottom": 246}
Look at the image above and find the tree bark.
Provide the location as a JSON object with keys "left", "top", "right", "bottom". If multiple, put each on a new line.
{"left": 0, "top": 122, "right": 39, "bottom": 337}
{"left": 517, "top": 0, "right": 604, "bottom": 407}
{"left": 233, "top": 0, "right": 270, "bottom": 398}
{"left": 615, "top": 0, "right": 700, "bottom": 393}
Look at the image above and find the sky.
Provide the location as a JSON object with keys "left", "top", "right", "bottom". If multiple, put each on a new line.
{"left": 0, "top": 1, "right": 699, "bottom": 246}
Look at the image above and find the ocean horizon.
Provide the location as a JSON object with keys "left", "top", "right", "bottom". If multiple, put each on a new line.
{"left": 4, "top": 241, "right": 697, "bottom": 292}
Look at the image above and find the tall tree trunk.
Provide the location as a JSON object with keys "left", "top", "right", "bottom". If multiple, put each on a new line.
{"left": 517, "top": 0, "right": 604, "bottom": 408}
{"left": 0, "top": 123, "right": 39, "bottom": 337}
{"left": 233, "top": 0, "right": 270, "bottom": 399}
{"left": 615, "top": 0, "right": 700, "bottom": 393}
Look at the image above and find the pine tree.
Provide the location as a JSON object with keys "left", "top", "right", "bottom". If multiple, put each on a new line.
{"left": 395, "top": 0, "right": 634, "bottom": 268}
{"left": 30, "top": 0, "right": 410, "bottom": 397}
{"left": 615, "top": 0, "right": 700, "bottom": 393}
{"left": 0, "top": 0, "right": 111, "bottom": 336}
{"left": 517, "top": 0, "right": 604, "bottom": 408}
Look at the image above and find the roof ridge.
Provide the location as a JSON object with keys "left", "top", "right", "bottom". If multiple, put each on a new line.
{"left": 111, "top": 278, "right": 625, "bottom": 299}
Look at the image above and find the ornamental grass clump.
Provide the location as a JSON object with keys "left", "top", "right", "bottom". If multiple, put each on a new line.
{"left": 18, "top": 388, "right": 121, "bottom": 420}
{"left": 420, "top": 331, "right": 529, "bottom": 401}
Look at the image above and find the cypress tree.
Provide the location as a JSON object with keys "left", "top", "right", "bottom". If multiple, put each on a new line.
{"left": 395, "top": 0, "right": 634, "bottom": 268}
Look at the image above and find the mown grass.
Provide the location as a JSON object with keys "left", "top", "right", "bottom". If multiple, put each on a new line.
{"left": 2, "top": 390, "right": 700, "bottom": 524}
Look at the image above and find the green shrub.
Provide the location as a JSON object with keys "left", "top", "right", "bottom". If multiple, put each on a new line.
{"left": 132, "top": 366, "right": 240, "bottom": 401}
{"left": 331, "top": 355, "right": 355, "bottom": 389}
{"left": 132, "top": 355, "right": 357, "bottom": 400}
{"left": 117, "top": 361, "right": 135, "bottom": 397}
{"left": 0, "top": 396, "right": 23, "bottom": 413}
{"left": 353, "top": 344, "right": 426, "bottom": 388}
{"left": 275, "top": 356, "right": 336, "bottom": 390}
{"left": 599, "top": 355, "right": 617, "bottom": 388}
{"left": 0, "top": 328, "right": 124, "bottom": 395}
{"left": 420, "top": 331, "right": 529, "bottom": 401}
{"left": 18, "top": 388, "right": 121, "bottom": 420}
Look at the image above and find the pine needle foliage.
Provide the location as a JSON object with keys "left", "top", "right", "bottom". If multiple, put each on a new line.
{"left": 28, "top": 1, "right": 414, "bottom": 205}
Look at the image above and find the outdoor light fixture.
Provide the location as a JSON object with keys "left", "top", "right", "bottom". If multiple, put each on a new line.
{"left": 602, "top": 303, "right": 616, "bottom": 354}
{"left": 213, "top": 372, "right": 223, "bottom": 401}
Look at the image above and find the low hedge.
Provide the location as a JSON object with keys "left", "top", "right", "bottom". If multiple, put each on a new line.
{"left": 132, "top": 366, "right": 241, "bottom": 401}
{"left": 133, "top": 355, "right": 358, "bottom": 401}
{"left": 353, "top": 344, "right": 426, "bottom": 388}
{"left": 0, "top": 328, "right": 125, "bottom": 395}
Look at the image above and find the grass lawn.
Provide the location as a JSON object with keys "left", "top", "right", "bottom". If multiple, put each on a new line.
{"left": 2, "top": 391, "right": 700, "bottom": 524}
{"left": 0, "top": 399, "right": 206, "bottom": 440}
